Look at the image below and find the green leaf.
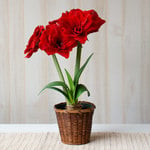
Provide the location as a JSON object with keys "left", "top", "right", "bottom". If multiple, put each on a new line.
{"left": 65, "top": 69, "right": 75, "bottom": 92}
{"left": 39, "top": 81, "right": 69, "bottom": 95}
{"left": 74, "top": 53, "right": 93, "bottom": 86}
{"left": 75, "top": 84, "right": 90, "bottom": 100}
{"left": 50, "top": 87, "right": 69, "bottom": 100}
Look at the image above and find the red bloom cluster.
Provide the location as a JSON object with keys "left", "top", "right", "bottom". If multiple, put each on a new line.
{"left": 58, "top": 9, "right": 105, "bottom": 44}
{"left": 39, "top": 22, "right": 77, "bottom": 58}
{"left": 24, "top": 9, "right": 105, "bottom": 58}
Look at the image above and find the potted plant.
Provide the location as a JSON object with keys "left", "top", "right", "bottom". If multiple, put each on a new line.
{"left": 24, "top": 9, "right": 105, "bottom": 145}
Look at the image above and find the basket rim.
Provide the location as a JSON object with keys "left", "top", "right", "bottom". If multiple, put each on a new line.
{"left": 54, "top": 101, "right": 96, "bottom": 113}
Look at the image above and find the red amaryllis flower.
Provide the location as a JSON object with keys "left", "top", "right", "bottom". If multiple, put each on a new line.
{"left": 84, "top": 9, "right": 106, "bottom": 34}
{"left": 24, "top": 26, "right": 44, "bottom": 58}
{"left": 39, "top": 22, "right": 77, "bottom": 59}
{"left": 58, "top": 9, "right": 105, "bottom": 44}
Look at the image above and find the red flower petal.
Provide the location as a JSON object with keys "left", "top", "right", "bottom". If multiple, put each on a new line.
{"left": 84, "top": 10, "right": 106, "bottom": 34}
{"left": 24, "top": 25, "right": 44, "bottom": 58}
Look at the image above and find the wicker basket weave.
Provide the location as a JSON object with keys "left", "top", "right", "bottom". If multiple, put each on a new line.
{"left": 54, "top": 101, "right": 95, "bottom": 145}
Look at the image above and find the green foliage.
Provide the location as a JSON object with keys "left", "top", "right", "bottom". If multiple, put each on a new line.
{"left": 65, "top": 69, "right": 75, "bottom": 92}
{"left": 39, "top": 44, "right": 93, "bottom": 106}
{"left": 74, "top": 53, "right": 93, "bottom": 87}
{"left": 75, "top": 84, "right": 90, "bottom": 103}
{"left": 39, "top": 81, "right": 69, "bottom": 93}
{"left": 49, "top": 87, "right": 69, "bottom": 100}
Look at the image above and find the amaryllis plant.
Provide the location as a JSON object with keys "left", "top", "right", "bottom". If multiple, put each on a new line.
{"left": 24, "top": 9, "right": 105, "bottom": 107}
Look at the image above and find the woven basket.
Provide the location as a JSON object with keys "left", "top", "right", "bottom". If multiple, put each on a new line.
{"left": 54, "top": 101, "right": 95, "bottom": 145}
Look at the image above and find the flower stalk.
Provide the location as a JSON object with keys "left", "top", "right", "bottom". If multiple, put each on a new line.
{"left": 52, "top": 54, "right": 65, "bottom": 83}
{"left": 74, "top": 42, "right": 82, "bottom": 77}
{"left": 52, "top": 54, "right": 71, "bottom": 106}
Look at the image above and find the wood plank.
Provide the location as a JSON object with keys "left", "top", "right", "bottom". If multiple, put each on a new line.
{"left": 8, "top": 0, "right": 25, "bottom": 123}
{"left": 123, "top": 0, "right": 143, "bottom": 123}
{"left": 0, "top": 132, "right": 149, "bottom": 150}
{"left": 0, "top": 0, "right": 10, "bottom": 123}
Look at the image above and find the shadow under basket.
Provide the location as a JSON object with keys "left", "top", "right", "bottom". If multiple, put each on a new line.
{"left": 54, "top": 101, "right": 96, "bottom": 145}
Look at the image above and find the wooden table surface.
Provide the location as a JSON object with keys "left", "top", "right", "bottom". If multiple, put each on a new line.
{"left": 0, "top": 124, "right": 150, "bottom": 150}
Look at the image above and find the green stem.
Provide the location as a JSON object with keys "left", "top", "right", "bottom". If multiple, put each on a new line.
{"left": 73, "top": 42, "right": 82, "bottom": 103}
{"left": 52, "top": 54, "right": 65, "bottom": 83}
{"left": 74, "top": 42, "right": 82, "bottom": 78}
{"left": 52, "top": 55, "right": 71, "bottom": 106}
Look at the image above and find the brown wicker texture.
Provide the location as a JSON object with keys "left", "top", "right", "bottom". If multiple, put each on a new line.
{"left": 54, "top": 101, "right": 95, "bottom": 145}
